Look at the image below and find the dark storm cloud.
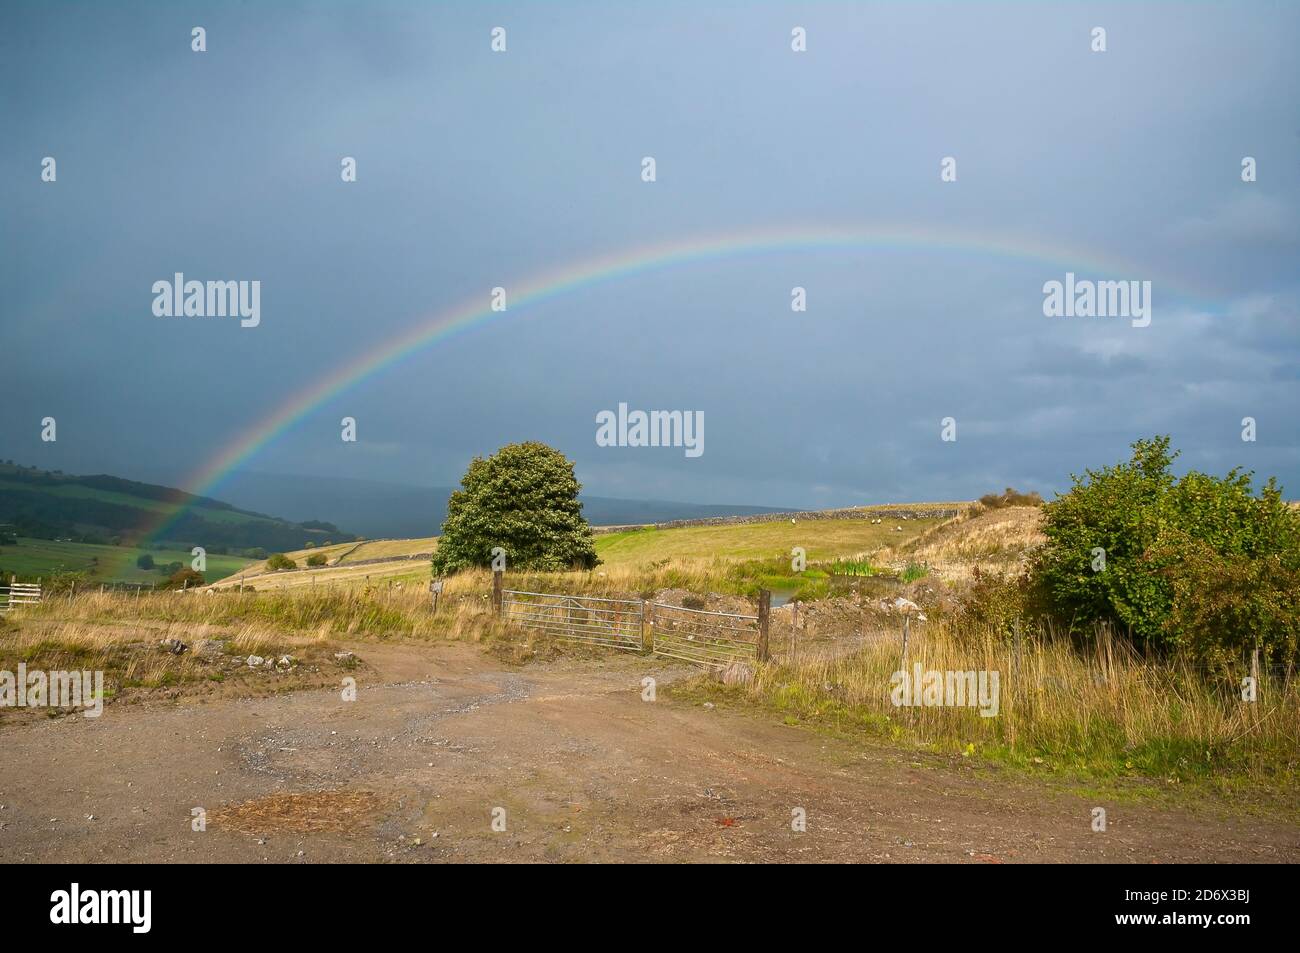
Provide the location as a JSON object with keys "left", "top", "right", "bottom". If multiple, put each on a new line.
{"left": 1, "top": 1, "right": 1297, "bottom": 509}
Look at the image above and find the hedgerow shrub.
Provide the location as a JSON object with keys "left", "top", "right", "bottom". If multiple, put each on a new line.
{"left": 978, "top": 487, "right": 1044, "bottom": 509}
{"left": 1032, "top": 436, "right": 1300, "bottom": 664}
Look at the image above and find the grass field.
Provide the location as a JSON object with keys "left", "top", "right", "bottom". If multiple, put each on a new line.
{"left": 0, "top": 537, "right": 255, "bottom": 586}
{"left": 594, "top": 517, "right": 947, "bottom": 566}
{"left": 220, "top": 537, "right": 439, "bottom": 583}
{"left": 208, "top": 515, "right": 950, "bottom": 590}
{"left": 212, "top": 559, "right": 429, "bottom": 591}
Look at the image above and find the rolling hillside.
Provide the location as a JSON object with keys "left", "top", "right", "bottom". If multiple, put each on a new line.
{"left": 874, "top": 504, "right": 1045, "bottom": 579}
{"left": 0, "top": 463, "right": 358, "bottom": 553}
{"left": 0, "top": 537, "right": 257, "bottom": 586}
{"left": 215, "top": 470, "right": 791, "bottom": 539}
{"left": 594, "top": 515, "right": 949, "bottom": 567}
{"left": 207, "top": 506, "right": 966, "bottom": 589}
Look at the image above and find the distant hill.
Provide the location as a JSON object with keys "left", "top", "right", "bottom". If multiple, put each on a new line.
{"left": 0, "top": 463, "right": 357, "bottom": 554}
{"left": 216, "top": 471, "right": 790, "bottom": 539}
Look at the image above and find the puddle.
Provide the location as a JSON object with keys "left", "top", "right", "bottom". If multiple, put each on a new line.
{"left": 768, "top": 588, "right": 799, "bottom": 608}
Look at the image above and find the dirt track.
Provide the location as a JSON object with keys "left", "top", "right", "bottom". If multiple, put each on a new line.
{"left": 1, "top": 642, "right": 1296, "bottom": 863}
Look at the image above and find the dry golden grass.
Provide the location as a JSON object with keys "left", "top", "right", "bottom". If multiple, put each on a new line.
{"left": 701, "top": 617, "right": 1300, "bottom": 790}
{"left": 876, "top": 505, "right": 1045, "bottom": 581}
{"left": 0, "top": 580, "right": 546, "bottom": 702}
{"left": 345, "top": 538, "right": 437, "bottom": 561}
{"left": 223, "top": 537, "right": 437, "bottom": 581}
{"left": 7, "top": 573, "right": 583, "bottom": 663}
{"left": 595, "top": 516, "right": 948, "bottom": 567}
{"left": 0, "top": 614, "right": 336, "bottom": 693}
{"left": 210, "top": 559, "right": 427, "bottom": 591}
{"left": 209, "top": 790, "right": 391, "bottom": 834}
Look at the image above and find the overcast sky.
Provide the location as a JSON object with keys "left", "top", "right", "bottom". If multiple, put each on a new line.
{"left": 2, "top": 1, "right": 1297, "bottom": 510}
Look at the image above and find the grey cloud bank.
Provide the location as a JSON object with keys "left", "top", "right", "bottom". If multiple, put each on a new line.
{"left": 1, "top": 1, "right": 1296, "bottom": 511}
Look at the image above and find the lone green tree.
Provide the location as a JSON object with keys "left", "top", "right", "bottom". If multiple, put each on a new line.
{"left": 431, "top": 442, "right": 599, "bottom": 574}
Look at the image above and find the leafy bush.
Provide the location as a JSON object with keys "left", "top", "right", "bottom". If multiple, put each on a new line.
{"left": 306, "top": 553, "right": 327, "bottom": 567}
{"left": 1151, "top": 531, "right": 1300, "bottom": 670}
{"left": 956, "top": 567, "right": 1034, "bottom": 636}
{"left": 266, "top": 553, "right": 297, "bottom": 571}
{"left": 431, "top": 442, "right": 599, "bottom": 574}
{"left": 159, "top": 567, "right": 205, "bottom": 590}
{"left": 978, "top": 487, "right": 1043, "bottom": 509}
{"left": 1033, "top": 436, "right": 1300, "bottom": 663}
{"left": 136, "top": 553, "right": 154, "bottom": 570}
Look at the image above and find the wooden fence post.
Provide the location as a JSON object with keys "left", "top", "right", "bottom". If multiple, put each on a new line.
{"left": 492, "top": 568, "right": 504, "bottom": 615}
{"left": 756, "top": 589, "right": 771, "bottom": 662}
{"left": 785, "top": 598, "right": 795, "bottom": 665}
{"left": 641, "top": 599, "right": 652, "bottom": 652}
{"left": 902, "top": 614, "right": 911, "bottom": 668}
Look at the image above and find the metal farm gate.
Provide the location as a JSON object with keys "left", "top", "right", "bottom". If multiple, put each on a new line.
{"left": 498, "top": 579, "right": 771, "bottom": 668}
{"left": 501, "top": 590, "right": 646, "bottom": 651}
{"left": 649, "top": 602, "right": 762, "bottom": 667}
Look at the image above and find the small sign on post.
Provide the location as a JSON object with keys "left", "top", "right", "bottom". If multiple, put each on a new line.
{"left": 429, "top": 578, "right": 444, "bottom": 613}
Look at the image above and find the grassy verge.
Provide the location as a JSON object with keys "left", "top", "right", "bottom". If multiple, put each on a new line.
{"left": 0, "top": 617, "right": 352, "bottom": 715}
{"left": 673, "top": 619, "right": 1300, "bottom": 813}
{"left": 0, "top": 580, "right": 540, "bottom": 713}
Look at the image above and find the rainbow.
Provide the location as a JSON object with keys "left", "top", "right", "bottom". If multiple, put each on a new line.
{"left": 124, "top": 221, "right": 1214, "bottom": 567}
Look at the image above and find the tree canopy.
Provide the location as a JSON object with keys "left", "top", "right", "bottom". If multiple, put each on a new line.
{"left": 431, "top": 442, "right": 599, "bottom": 574}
